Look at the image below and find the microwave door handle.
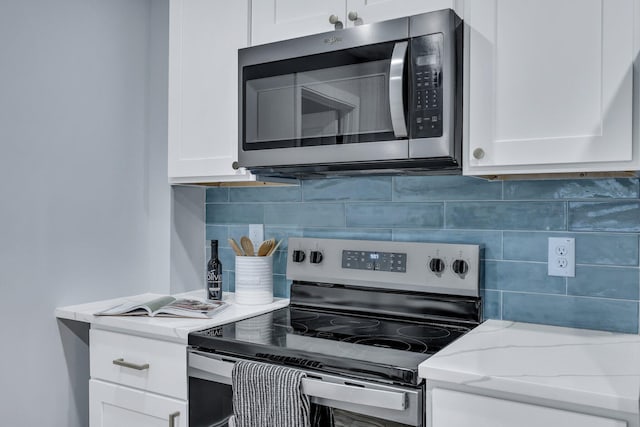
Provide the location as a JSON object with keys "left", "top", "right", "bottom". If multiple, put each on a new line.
{"left": 389, "top": 41, "right": 408, "bottom": 138}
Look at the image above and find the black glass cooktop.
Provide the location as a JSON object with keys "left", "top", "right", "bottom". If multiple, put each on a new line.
{"left": 189, "top": 306, "right": 471, "bottom": 386}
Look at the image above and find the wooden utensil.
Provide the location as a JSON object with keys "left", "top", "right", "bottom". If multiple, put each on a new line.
{"left": 228, "top": 238, "right": 244, "bottom": 256}
{"left": 266, "top": 239, "right": 282, "bottom": 257}
{"left": 240, "top": 236, "right": 255, "bottom": 256}
{"left": 257, "top": 239, "right": 274, "bottom": 256}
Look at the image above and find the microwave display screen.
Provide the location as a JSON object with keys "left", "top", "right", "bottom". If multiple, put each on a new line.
{"left": 416, "top": 54, "right": 438, "bottom": 67}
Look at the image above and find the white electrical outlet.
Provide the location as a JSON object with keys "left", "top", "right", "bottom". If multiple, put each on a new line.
{"left": 249, "top": 224, "right": 264, "bottom": 251}
{"left": 548, "top": 237, "right": 575, "bottom": 277}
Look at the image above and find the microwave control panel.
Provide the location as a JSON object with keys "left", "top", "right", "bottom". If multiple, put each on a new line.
{"left": 411, "top": 33, "right": 444, "bottom": 138}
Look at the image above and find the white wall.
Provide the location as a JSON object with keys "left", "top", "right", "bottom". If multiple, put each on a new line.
{"left": 0, "top": 0, "right": 174, "bottom": 425}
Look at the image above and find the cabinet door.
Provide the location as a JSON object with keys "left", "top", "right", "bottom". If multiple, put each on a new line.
{"left": 345, "top": 0, "right": 460, "bottom": 27}
{"left": 430, "top": 388, "right": 627, "bottom": 427}
{"left": 168, "top": 0, "right": 255, "bottom": 184}
{"left": 464, "top": 0, "right": 638, "bottom": 175}
{"left": 251, "top": 0, "right": 463, "bottom": 45}
{"left": 90, "top": 379, "right": 187, "bottom": 427}
{"left": 251, "top": 0, "right": 346, "bottom": 45}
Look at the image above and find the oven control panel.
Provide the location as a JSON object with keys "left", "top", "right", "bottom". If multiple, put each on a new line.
{"left": 287, "top": 238, "right": 481, "bottom": 297}
{"left": 342, "top": 250, "right": 407, "bottom": 273}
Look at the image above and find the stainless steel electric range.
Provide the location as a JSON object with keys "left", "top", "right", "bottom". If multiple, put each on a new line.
{"left": 188, "top": 238, "right": 482, "bottom": 427}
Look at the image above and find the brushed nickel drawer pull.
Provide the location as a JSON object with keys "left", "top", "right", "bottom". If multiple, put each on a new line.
{"left": 169, "top": 411, "right": 180, "bottom": 427}
{"left": 112, "top": 358, "right": 150, "bottom": 371}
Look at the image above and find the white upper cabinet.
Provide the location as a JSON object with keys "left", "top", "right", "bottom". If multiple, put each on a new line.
{"left": 251, "top": 0, "right": 462, "bottom": 46}
{"left": 345, "top": 0, "right": 461, "bottom": 27}
{"left": 464, "top": 0, "right": 640, "bottom": 176}
{"left": 251, "top": 0, "right": 345, "bottom": 45}
{"left": 168, "top": 0, "right": 255, "bottom": 184}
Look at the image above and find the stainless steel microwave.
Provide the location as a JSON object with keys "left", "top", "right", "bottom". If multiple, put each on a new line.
{"left": 237, "top": 9, "right": 462, "bottom": 179}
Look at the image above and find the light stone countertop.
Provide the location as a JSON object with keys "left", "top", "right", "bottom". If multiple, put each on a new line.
{"left": 419, "top": 319, "right": 640, "bottom": 415}
{"left": 55, "top": 291, "right": 289, "bottom": 343}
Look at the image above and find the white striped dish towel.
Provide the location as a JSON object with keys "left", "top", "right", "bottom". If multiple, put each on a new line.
{"left": 229, "top": 360, "right": 310, "bottom": 427}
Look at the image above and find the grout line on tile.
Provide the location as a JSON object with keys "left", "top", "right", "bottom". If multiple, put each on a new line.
{"left": 498, "top": 290, "right": 637, "bottom": 303}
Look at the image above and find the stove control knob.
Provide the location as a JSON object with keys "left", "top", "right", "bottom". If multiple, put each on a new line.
{"left": 292, "top": 250, "right": 306, "bottom": 263}
{"left": 429, "top": 258, "right": 445, "bottom": 274}
{"left": 452, "top": 259, "right": 469, "bottom": 276}
{"left": 310, "top": 251, "right": 323, "bottom": 264}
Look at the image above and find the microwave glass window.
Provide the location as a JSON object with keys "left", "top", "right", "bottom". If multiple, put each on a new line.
{"left": 299, "top": 62, "right": 392, "bottom": 138}
{"left": 243, "top": 42, "right": 403, "bottom": 150}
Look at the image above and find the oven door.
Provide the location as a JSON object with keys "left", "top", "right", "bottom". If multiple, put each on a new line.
{"left": 188, "top": 350, "right": 423, "bottom": 427}
{"left": 238, "top": 20, "right": 411, "bottom": 171}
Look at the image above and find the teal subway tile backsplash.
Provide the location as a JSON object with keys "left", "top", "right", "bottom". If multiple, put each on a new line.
{"left": 503, "top": 231, "right": 639, "bottom": 266}
{"left": 230, "top": 185, "right": 301, "bottom": 202}
{"left": 205, "top": 225, "right": 228, "bottom": 243}
{"left": 228, "top": 225, "right": 251, "bottom": 241}
{"left": 346, "top": 202, "right": 443, "bottom": 228}
{"left": 303, "top": 177, "right": 391, "bottom": 201}
{"left": 273, "top": 274, "right": 290, "bottom": 298}
{"left": 264, "top": 227, "right": 303, "bottom": 252}
{"left": 484, "top": 261, "right": 566, "bottom": 294}
{"left": 206, "top": 187, "right": 229, "bottom": 203}
{"left": 218, "top": 247, "right": 237, "bottom": 275}
{"left": 504, "top": 179, "right": 639, "bottom": 200}
{"left": 569, "top": 201, "right": 640, "bottom": 232}
{"left": 482, "top": 290, "right": 501, "bottom": 320}
{"left": 568, "top": 266, "right": 639, "bottom": 300}
{"left": 393, "top": 229, "right": 502, "bottom": 260}
{"left": 206, "top": 203, "right": 264, "bottom": 224}
{"left": 502, "top": 292, "right": 639, "bottom": 334}
{"left": 446, "top": 201, "right": 566, "bottom": 230}
{"left": 265, "top": 203, "right": 345, "bottom": 227}
{"left": 272, "top": 250, "right": 287, "bottom": 275}
{"left": 226, "top": 272, "right": 235, "bottom": 293}
{"left": 302, "top": 227, "right": 393, "bottom": 241}
{"left": 394, "top": 176, "right": 502, "bottom": 201}
{"left": 206, "top": 176, "right": 640, "bottom": 334}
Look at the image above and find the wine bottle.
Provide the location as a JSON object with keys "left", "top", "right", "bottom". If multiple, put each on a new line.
{"left": 206, "top": 240, "right": 222, "bottom": 300}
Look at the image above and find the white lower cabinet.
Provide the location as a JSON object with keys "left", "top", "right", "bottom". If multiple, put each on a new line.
{"left": 90, "top": 380, "right": 187, "bottom": 427}
{"left": 429, "top": 388, "right": 627, "bottom": 427}
{"left": 89, "top": 329, "right": 188, "bottom": 427}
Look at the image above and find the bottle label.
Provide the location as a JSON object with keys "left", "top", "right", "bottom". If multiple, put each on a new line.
{"left": 207, "top": 271, "right": 222, "bottom": 283}
{"left": 207, "top": 270, "right": 222, "bottom": 299}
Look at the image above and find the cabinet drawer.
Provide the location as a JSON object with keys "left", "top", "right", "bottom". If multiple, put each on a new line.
{"left": 90, "top": 379, "right": 187, "bottom": 427}
{"left": 90, "top": 329, "right": 187, "bottom": 399}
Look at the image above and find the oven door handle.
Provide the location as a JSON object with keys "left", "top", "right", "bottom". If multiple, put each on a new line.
{"left": 303, "top": 378, "right": 407, "bottom": 411}
{"left": 389, "top": 41, "right": 408, "bottom": 138}
{"left": 188, "top": 353, "right": 407, "bottom": 411}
